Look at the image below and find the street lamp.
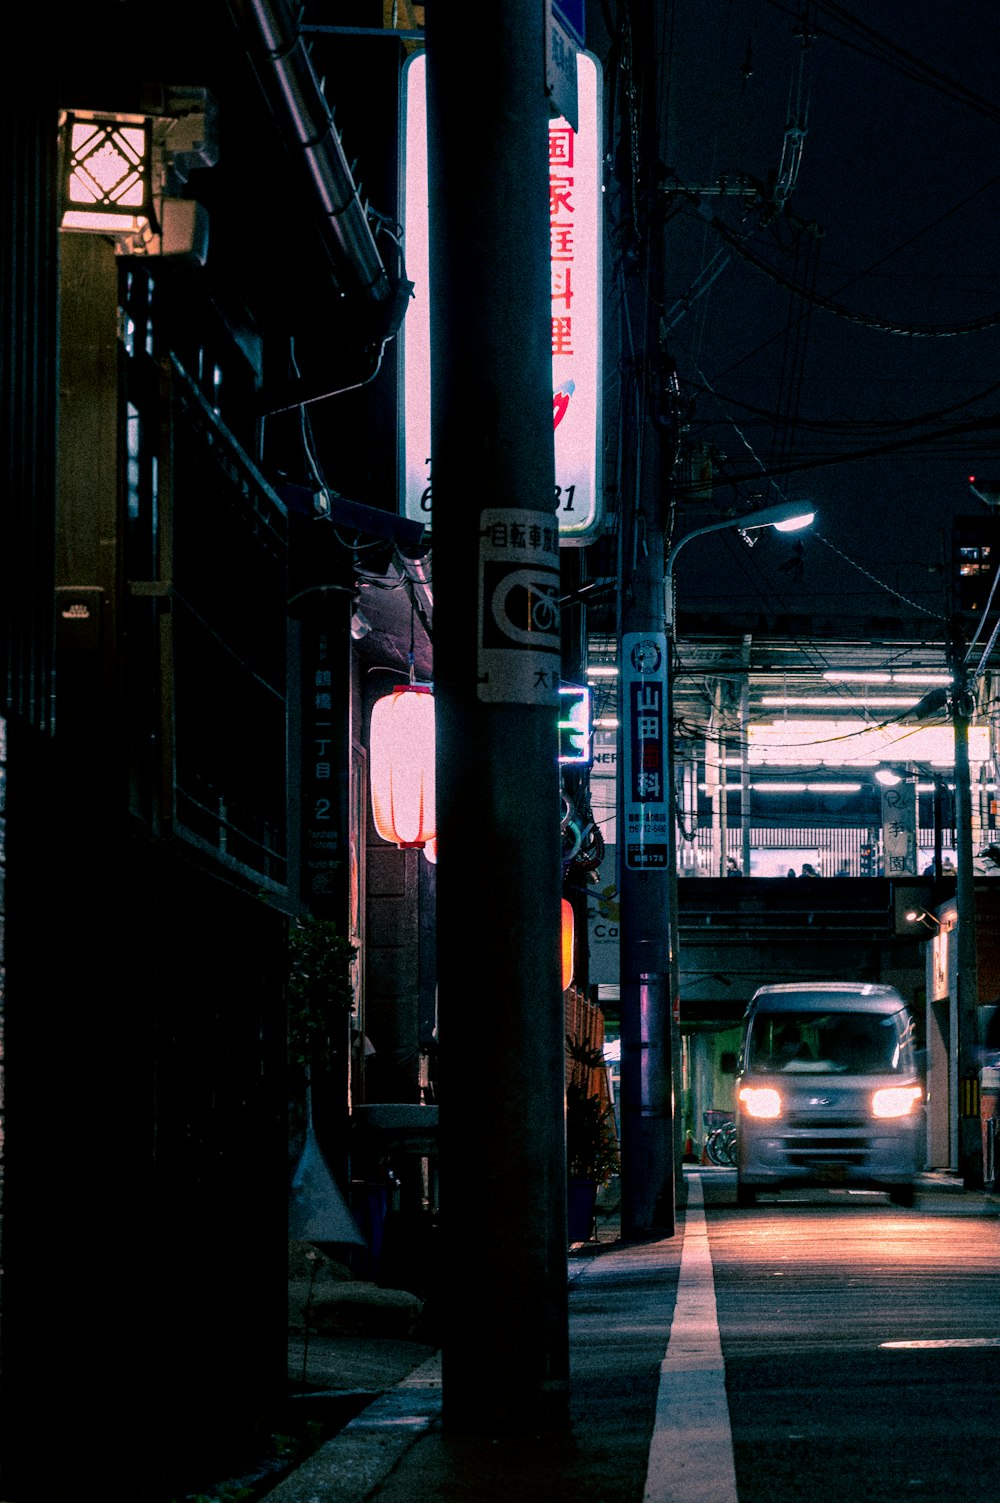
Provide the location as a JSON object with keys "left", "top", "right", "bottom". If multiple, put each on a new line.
{"left": 664, "top": 501, "right": 815, "bottom": 627}
{"left": 661, "top": 500, "right": 815, "bottom": 1183}
{"left": 664, "top": 501, "right": 815, "bottom": 875}
{"left": 617, "top": 499, "right": 815, "bottom": 1240}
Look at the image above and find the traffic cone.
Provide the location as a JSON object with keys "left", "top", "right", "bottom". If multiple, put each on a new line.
{"left": 683, "top": 1128, "right": 695, "bottom": 1162}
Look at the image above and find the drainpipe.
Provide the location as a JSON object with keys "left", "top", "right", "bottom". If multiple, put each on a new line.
{"left": 949, "top": 619, "right": 983, "bottom": 1188}
{"left": 230, "top": 0, "right": 392, "bottom": 303}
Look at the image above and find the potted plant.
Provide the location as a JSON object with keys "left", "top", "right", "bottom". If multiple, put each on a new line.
{"left": 565, "top": 1052, "right": 620, "bottom": 1242}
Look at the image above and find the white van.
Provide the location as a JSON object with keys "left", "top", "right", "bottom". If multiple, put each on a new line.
{"left": 735, "top": 982, "right": 923, "bottom": 1207}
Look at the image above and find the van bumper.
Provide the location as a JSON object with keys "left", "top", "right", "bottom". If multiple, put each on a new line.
{"left": 738, "top": 1122, "right": 923, "bottom": 1188}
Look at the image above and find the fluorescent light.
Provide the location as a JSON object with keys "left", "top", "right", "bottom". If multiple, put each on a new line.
{"left": 759, "top": 695, "right": 920, "bottom": 708}
{"left": 586, "top": 665, "right": 618, "bottom": 677}
{"left": 821, "top": 671, "right": 951, "bottom": 686}
{"left": 806, "top": 782, "right": 862, "bottom": 793}
{"left": 593, "top": 716, "right": 619, "bottom": 728}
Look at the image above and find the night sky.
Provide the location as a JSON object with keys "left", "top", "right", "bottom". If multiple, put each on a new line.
{"left": 650, "top": 0, "right": 1000, "bottom": 629}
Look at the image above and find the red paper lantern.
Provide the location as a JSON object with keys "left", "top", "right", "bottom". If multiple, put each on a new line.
{"left": 370, "top": 684, "right": 436, "bottom": 848}
{"left": 561, "top": 898, "right": 575, "bottom": 991}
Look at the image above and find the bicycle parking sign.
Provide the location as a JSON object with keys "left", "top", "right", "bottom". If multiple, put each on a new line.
{"left": 477, "top": 508, "right": 561, "bottom": 704}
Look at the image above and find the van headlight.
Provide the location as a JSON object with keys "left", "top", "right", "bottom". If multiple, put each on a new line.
{"left": 871, "top": 1085, "right": 922, "bottom": 1119}
{"left": 739, "top": 1086, "right": 782, "bottom": 1119}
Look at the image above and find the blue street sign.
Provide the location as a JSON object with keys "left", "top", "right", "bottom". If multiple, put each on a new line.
{"left": 552, "top": 0, "right": 585, "bottom": 47}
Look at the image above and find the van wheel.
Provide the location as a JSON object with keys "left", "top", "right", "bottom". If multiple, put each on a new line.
{"left": 736, "top": 1182, "right": 756, "bottom": 1208}
{"left": 888, "top": 1184, "right": 915, "bottom": 1208}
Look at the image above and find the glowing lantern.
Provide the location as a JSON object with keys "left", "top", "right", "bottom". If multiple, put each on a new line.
{"left": 561, "top": 898, "right": 575, "bottom": 991}
{"left": 60, "top": 113, "right": 152, "bottom": 236}
{"left": 370, "top": 684, "right": 436, "bottom": 848}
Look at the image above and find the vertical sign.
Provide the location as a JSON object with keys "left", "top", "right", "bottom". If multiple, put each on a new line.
{"left": 302, "top": 627, "right": 342, "bottom": 909}
{"left": 400, "top": 51, "right": 602, "bottom": 542}
{"left": 881, "top": 780, "right": 918, "bottom": 876}
{"left": 622, "top": 633, "right": 670, "bottom": 870}
{"left": 400, "top": 52, "right": 433, "bottom": 530}
{"left": 477, "top": 508, "right": 561, "bottom": 704}
{"left": 549, "top": 52, "right": 602, "bottom": 541}
{"left": 558, "top": 683, "right": 593, "bottom": 764}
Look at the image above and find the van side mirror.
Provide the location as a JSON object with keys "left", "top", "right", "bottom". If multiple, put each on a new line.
{"left": 719, "top": 1051, "right": 737, "bottom": 1074}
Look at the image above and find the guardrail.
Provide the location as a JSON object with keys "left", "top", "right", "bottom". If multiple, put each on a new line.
{"left": 677, "top": 876, "right": 912, "bottom": 933}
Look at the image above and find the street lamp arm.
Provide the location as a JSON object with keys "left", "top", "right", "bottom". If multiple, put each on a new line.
{"left": 664, "top": 501, "right": 815, "bottom": 626}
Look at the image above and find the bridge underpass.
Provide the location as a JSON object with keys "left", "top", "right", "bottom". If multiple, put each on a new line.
{"left": 675, "top": 874, "right": 945, "bottom": 1167}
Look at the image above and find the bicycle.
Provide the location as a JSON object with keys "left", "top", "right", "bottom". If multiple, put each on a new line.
{"left": 703, "top": 1109, "right": 737, "bottom": 1167}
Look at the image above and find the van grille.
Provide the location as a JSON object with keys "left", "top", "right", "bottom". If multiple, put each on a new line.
{"left": 789, "top": 1114, "right": 867, "bottom": 1129}
{"left": 785, "top": 1136, "right": 869, "bottom": 1152}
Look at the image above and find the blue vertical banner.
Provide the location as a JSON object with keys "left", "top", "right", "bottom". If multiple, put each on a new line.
{"left": 622, "top": 632, "right": 670, "bottom": 871}
{"left": 552, "top": 0, "right": 585, "bottom": 46}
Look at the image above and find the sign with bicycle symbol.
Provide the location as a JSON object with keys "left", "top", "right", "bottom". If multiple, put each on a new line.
{"left": 477, "top": 508, "right": 561, "bottom": 704}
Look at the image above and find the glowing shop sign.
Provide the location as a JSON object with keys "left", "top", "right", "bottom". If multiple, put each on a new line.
{"left": 400, "top": 50, "right": 603, "bottom": 542}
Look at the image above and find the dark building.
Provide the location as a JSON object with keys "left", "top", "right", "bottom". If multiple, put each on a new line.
{"left": 952, "top": 514, "right": 1000, "bottom": 617}
{"left": 1, "top": 4, "right": 420, "bottom": 1497}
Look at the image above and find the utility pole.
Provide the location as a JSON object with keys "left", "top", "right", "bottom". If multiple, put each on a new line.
{"left": 948, "top": 616, "right": 984, "bottom": 1189}
{"left": 426, "top": 4, "right": 570, "bottom": 1431}
{"left": 616, "top": 431, "right": 677, "bottom": 1239}
{"left": 616, "top": 7, "right": 677, "bottom": 1241}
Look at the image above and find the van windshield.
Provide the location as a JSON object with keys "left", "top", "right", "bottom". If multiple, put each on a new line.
{"left": 746, "top": 1009, "right": 915, "bottom": 1076}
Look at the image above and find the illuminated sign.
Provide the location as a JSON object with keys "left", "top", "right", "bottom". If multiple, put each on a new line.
{"left": 621, "top": 633, "right": 670, "bottom": 871}
{"left": 400, "top": 50, "right": 603, "bottom": 543}
{"left": 559, "top": 683, "right": 593, "bottom": 764}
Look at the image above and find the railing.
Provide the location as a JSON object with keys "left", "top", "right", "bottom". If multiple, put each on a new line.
{"left": 685, "top": 824, "right": 957, "bottom": 878}
{"left": 678, "top": 875, "right": 912, "bottom": 933}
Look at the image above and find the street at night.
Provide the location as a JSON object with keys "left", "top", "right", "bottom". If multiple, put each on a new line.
{"left": 5, "top": 4, "right": 1000, "bottom": 1499}
{"left": 703, "top": 1172, "right": 1000, "bottom": 1502}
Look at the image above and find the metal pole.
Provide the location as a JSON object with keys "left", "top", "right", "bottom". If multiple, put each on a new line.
{"left": 616, "top": 498, "right": 679, "bottom": 1238}
{"left": 740, "top": 660, "right": 752, "bottom": 875}
{"left": 617, "top": 430, "right": 676, "bottom": 1239}
{"left": 426, "top": 4, "right": 570, "bottom": 1431}
{"left": 949, "top": 620, "right": 983, "bottom": 1188}
{"left": 933, "top": 775, "right": 944, "bottom": 877}
{"left": 615, "top": 0, "right": 676, "bottom": 1238}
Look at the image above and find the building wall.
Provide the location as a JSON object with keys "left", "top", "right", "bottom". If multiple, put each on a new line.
{"left": 2, "top": 79, "right": 295, "bottom": 1500}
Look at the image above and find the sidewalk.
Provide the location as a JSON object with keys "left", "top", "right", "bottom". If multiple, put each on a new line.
{"left": 268, "top": 1182, "right": 681, "bottom": 1503}
{"left": 242, "top": 1168, "right": 999, "bottom": 1503}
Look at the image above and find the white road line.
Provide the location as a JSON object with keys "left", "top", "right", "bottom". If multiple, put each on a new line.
{"left": 643, "top": 1172, "right": 738, "bottom": 1503}
{"left": 880, "top": 1337, "right": 1000, "bottom": 1349}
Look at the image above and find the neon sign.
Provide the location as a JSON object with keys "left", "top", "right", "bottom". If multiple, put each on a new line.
{"left": 400, "top": 50, "right": 603, "bottom": 543}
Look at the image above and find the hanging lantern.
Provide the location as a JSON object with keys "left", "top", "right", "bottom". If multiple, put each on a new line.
{"left": 60, "top": 113, "right": 152, "bottom": 236}
{"left": 561, "top": 898, "right": 575, "bottom": 992}
{"left": 370, "top": 684, "right": 436, "bottom": 848}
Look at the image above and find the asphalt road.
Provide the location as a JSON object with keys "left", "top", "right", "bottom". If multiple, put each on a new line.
{"left": 701, "top": 1172, "right": 1000, "bottom": 1502}
{"left": 269, "top": 1172, "right": 999, "bottom": 1503}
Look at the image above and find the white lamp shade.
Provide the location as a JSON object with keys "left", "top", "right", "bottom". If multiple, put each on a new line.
{"left": 370, "top": 685, "right": 436, "bottom": 848}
